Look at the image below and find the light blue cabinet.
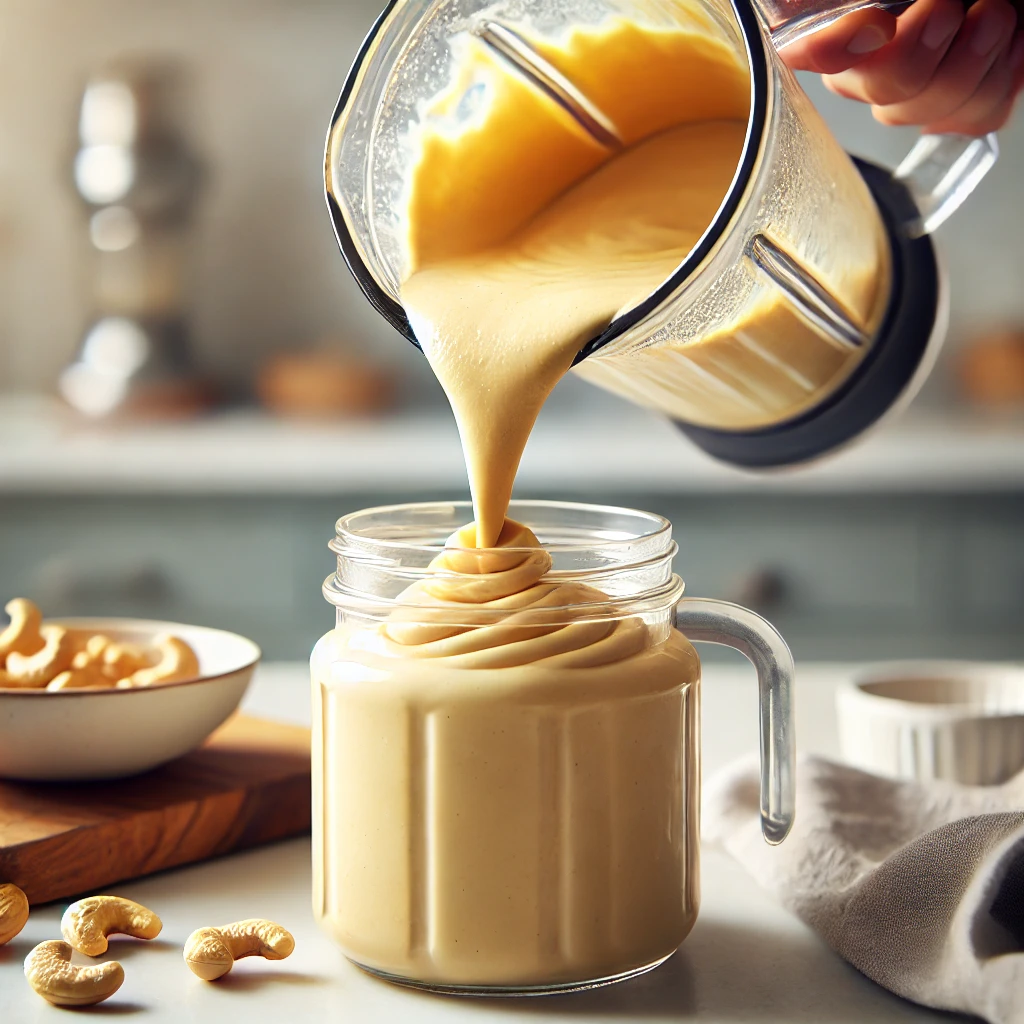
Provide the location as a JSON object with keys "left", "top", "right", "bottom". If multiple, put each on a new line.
{"left": 1, "top": 491, "right": 1021, "bottom": 662}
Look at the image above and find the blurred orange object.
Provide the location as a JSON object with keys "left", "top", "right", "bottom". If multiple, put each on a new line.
{"left": 956, "top": 330, "right": 1024, "bottom": 408}
{"left": 256, "top": 350, "right": 395, "bottom": 419}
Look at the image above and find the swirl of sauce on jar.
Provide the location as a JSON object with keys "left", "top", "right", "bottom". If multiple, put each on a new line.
{"left": 379, "top": 519, "right": 650, "bottom": 669}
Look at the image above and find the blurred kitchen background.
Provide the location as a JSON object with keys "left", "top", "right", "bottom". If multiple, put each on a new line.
{"left": 1, "top": 0, "right": 1022, "bottom": 661}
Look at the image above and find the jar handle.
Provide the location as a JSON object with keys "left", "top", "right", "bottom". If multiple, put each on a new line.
{"left": 676, "top": 598, "right": 796, "bottom": 845}
{"left": 758, "top": 0, "right": 1000, "bottom": 236}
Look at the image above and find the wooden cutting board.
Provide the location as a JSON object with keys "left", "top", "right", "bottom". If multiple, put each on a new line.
{"left": 0, "top": 715, "right": 311, "bottom": 905}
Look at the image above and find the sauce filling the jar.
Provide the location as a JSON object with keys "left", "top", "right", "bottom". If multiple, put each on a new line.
{"left": 314, "top": 11, "right": 814, "bottom": 986}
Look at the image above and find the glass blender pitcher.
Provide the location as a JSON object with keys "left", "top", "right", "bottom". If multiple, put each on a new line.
{"left": 325, "top": 0, "right": 998, "bottom": 468}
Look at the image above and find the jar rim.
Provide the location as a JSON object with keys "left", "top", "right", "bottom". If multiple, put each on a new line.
{"left": 322, "top": 573, "right": 685, "bottom": 623}
{"left": 332, "top": 499, "right": 674, "bottom": 557}
{"left": 325, "top": 500, "right": 683, "bottom": 621}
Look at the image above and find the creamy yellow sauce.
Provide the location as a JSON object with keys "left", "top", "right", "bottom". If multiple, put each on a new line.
{"left": 402, "top": 17, "right": 750, "bottom": 546}
{"left": 312, "top": 518, "right": 700, "bottom": 986}
{"left": 316, "top": 12, "right": 778, "bottom": 987}
{"left": 404, "top": 118, "right": 748, "bottom": 544}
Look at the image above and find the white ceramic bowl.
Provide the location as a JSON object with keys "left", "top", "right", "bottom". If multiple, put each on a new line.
{"left": 0, "top": 618, "right": 261, "bottom": 781}
{"left": 837, "top": 660, "right": 1024, "bottom": 786}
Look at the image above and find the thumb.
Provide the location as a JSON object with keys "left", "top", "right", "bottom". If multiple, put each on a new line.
{"left": 779, "top": 8, "right": 897, "bottom": 74}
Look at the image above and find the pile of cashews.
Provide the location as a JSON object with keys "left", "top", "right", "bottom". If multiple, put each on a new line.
{"left": 0, "top": 885, "right": 294, "bottom": 1007}
{"left": 0, "top": 598, "right": 200, "bottom": 691}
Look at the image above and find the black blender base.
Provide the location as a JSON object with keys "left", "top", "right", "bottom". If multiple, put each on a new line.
{"left": 677, "top": 158, "right": 940, "bottom": 470}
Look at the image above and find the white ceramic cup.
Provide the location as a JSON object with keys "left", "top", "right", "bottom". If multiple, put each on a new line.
{"left": 837, "top": 661, "right": 1024, "bottom": 786}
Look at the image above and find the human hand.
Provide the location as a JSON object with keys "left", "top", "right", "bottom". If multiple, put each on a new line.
{"left": 780, "top": 0, "right": 1023, "bottom": 135}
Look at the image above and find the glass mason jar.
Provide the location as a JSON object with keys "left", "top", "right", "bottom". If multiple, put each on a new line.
{"left": 312, "top": 501, "right": 794, "bottom": 993}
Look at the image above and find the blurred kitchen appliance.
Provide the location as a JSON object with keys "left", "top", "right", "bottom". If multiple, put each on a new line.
{"left": 60, "top": 59, "right": 209, "bottom": 418}
{"left": 325, "top": 0, "right": 999, "bottom": 469}
{"left": 255, "top": 346, "right": 396, "bottom": 420}
{"left": 957, "top": 329, "right": 1024, "bottom": 409}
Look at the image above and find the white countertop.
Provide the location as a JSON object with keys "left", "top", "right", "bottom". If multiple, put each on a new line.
{"left": 3, "top": 395, "right": 1024, "bottom": 495}
{"left": 0, "top": 661, "right": 971, "bottom": 1023}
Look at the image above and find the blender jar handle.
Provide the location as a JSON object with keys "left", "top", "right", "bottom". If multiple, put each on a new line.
{"left": 759, "top": 0, "right": 1000, "bottom": 236}
{"left": 676, "top": 597, "right": 796, "bottom": 846}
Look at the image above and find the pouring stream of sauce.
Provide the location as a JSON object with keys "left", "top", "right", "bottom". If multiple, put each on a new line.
{"left": 401, "top": 18, "right": 750, "bottom": 548}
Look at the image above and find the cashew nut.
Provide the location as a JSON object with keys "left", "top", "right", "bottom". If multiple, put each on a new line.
{"left": 53, "top": 636, "right": 120, "bottom": 689}
{"left": 0, "top": 883, "right": 29, "bottom": 945}
{"left": 65, "top": 628, "right": 100, "bottom": 656}
{"left": 62, "top": 896, "right": 162, "bottom": 956}
{"left": 71, "top": 634, "right": 112, "bottom": 670}
{"left": 0, "top": 598, "right": 44, "bottom": 660}
{"left": 24, "top": 940, "right": 124, "bottom": 1007}
{"left": 0, "top": 600, "right": 201, "bottom": 692}
{"left": 123, "top": 635, "right": 199, "bottom": 687}
{"left": 103, "top": 641, "right": 154, "bottom": 680}
{"left": 183, "top": 920, "right": 295, "bottom": 981}
{"left": 70, "top": 637, "right": 150, "bottom": 686}
{"left": 5, "top": 625, "right": 74, "bottom": 688}
{"left": 48, "top": 667, "right": 115, "bottom": 691}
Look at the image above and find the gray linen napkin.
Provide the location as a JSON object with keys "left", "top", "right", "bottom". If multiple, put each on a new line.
{"left": 704, "top": 755, "right": 1024, "bottom": 1023}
